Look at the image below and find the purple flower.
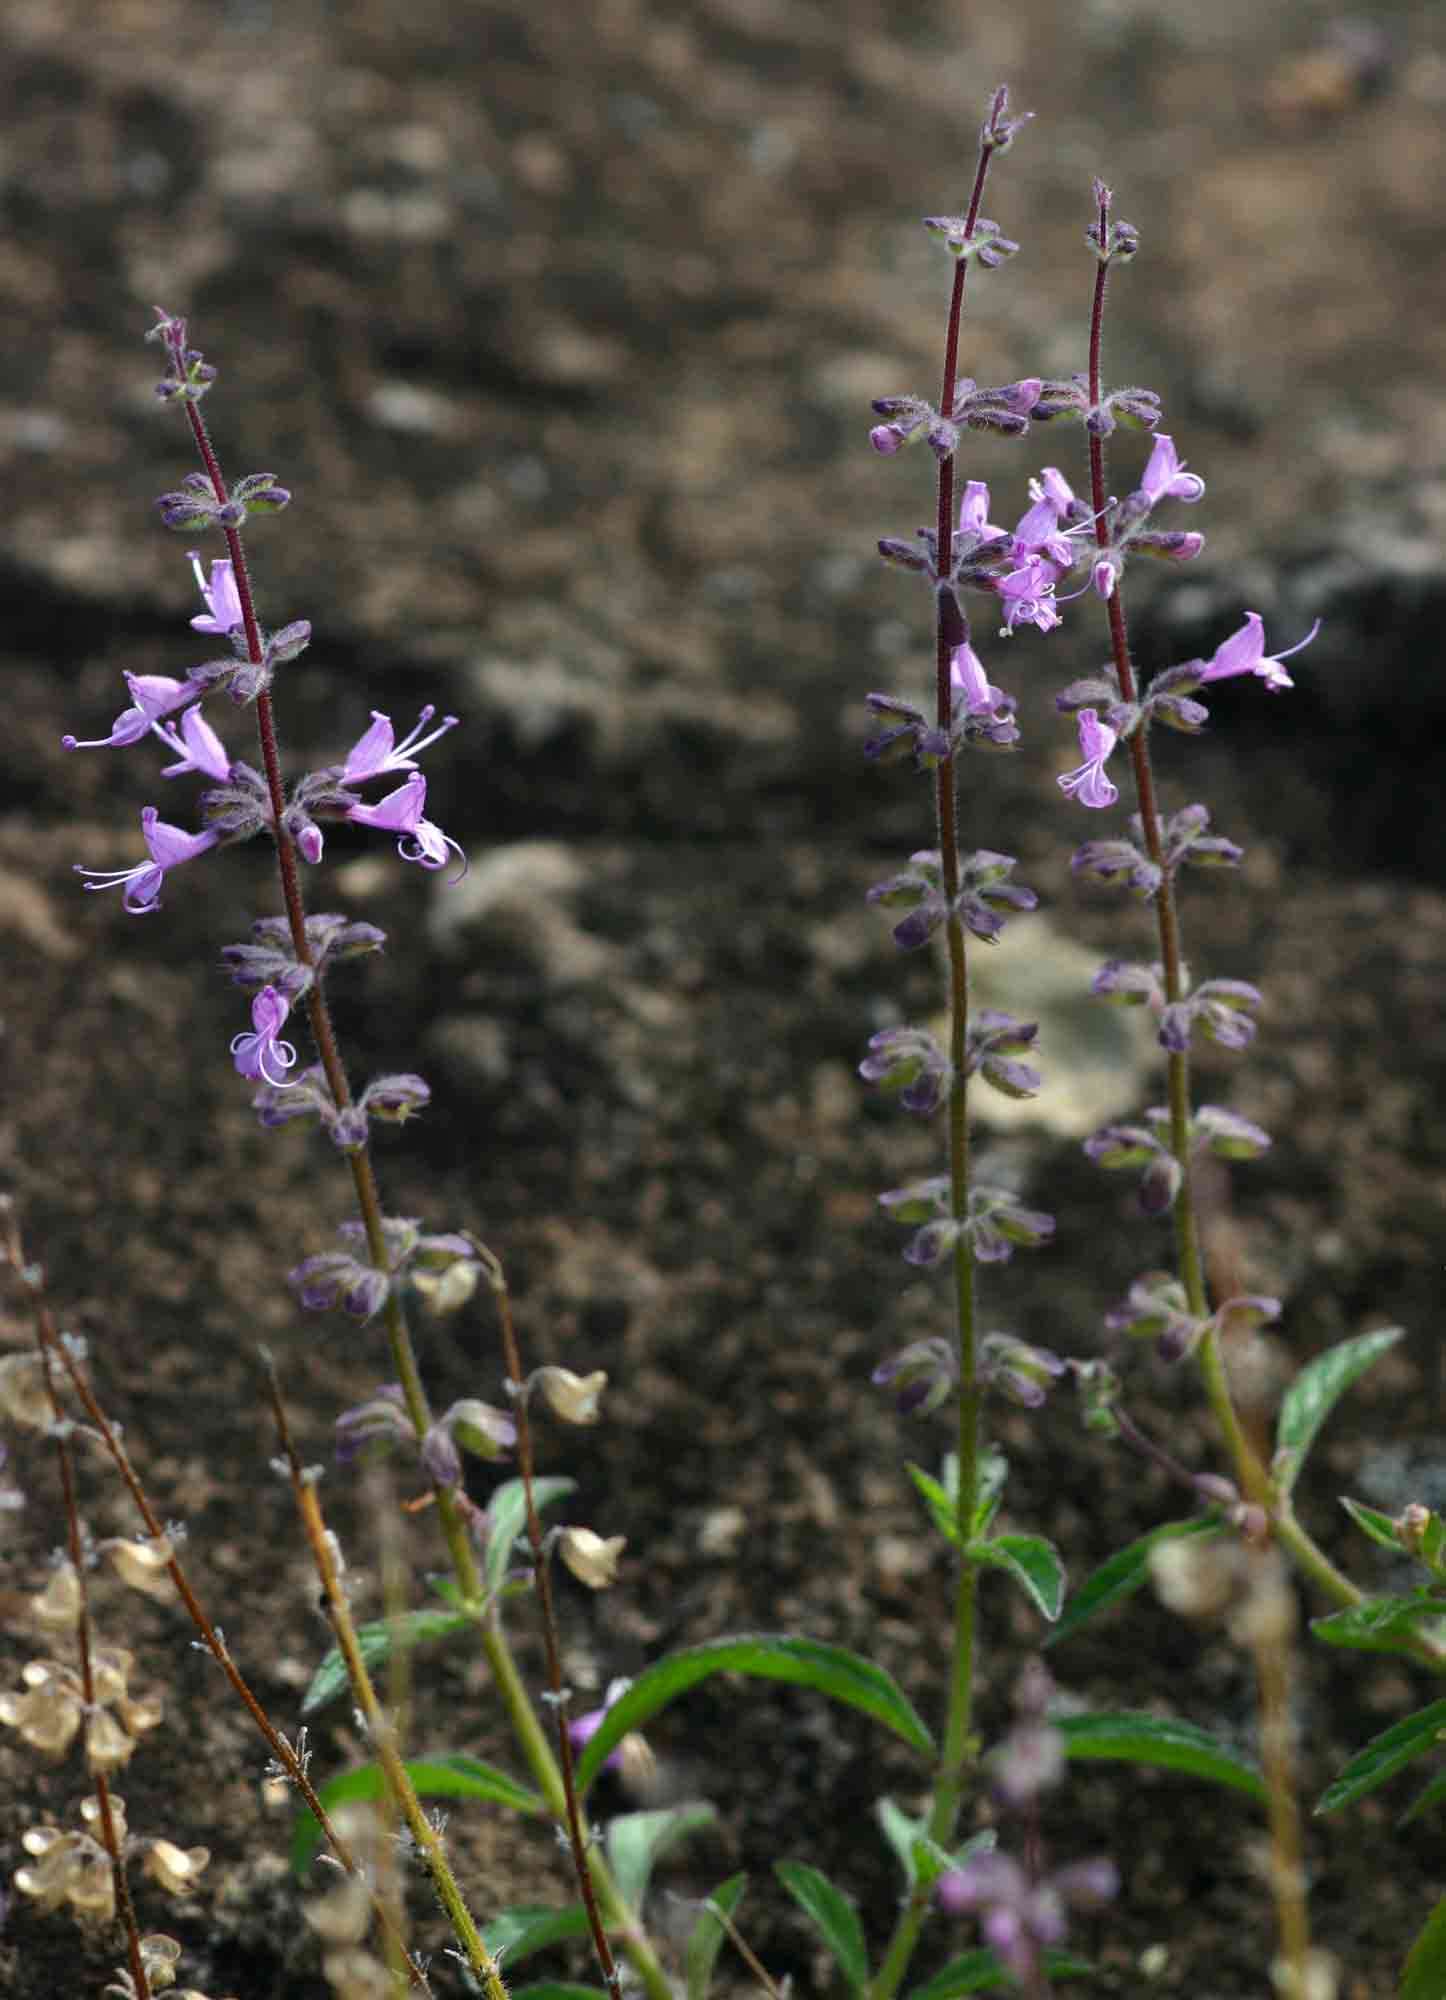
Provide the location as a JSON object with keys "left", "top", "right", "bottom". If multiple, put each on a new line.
{"left": 1140, "top": 433, "right": 1204, "bottom": 506}
{"left": 74, "top": 806, "right": 221, "bottom": 915}
{"left": 1035, "top": 466, "right": 1079, "bottom": 516}
{"left": 187, "top": 551, "right": 244, "bottom": 636}
{"left": 567, "top": 1676, "right": 634, "bottom": 1771}
{"left": 62, "top": 672, "right": 202, "bottom": 754}
{"left": 949, "top": 642, "right": 1005, "bottom": 717}
{"left": 1197, "top": 611, "right": 1320, "bottom": 692}
{"left": 230, "top": 985, "right": 300, "bottom": 1088}
{"left": 344, "top": 773, "right": 467, "bottom": 878}
{"left": 1009, "top": 495, "right": 1076, "bottom": 571}
{"left": 341, "top": 706, "right": 459, "bottom": 783}
{"left": 1057, "top": 709, "right": 1119, "bottom": 809}
{"left": 995, "top": 559, "right": 1061, "bottom": 635}
{"left": 958, "top": 480, "right": 1006, "bottom": 543}
{"left": 151, "top": 703, "right": 232, "bottom": 782}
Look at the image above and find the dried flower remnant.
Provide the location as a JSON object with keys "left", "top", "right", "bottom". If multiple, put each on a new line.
{"left": 559, "top": 1527, "right": 626, "bottom": 1589}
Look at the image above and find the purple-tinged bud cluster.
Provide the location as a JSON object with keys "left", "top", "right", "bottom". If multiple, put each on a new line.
{"left": 964, "top": 1012, "right": 1041, "bottom": 1100}
{"left": 872, "top": 1337, "right": 958, "bottom": 1417}
{"left": 859, "top": 1027, "right": 953, "bottom": 1115}
{"left": 1107, "top": 1270, "right": 1281, "bottom": 1364}
{"left": 222, "top": 912, "right": 387, "bottom": 1003}
{"left": 335, "top": 1384, "right": 413, "bottom": 1464}
{"left": 920, "top": 215, "right": 1021, "bottom": 269}
{"left": 1157, "top": 978, "right": 1262, "bottom": 1055}
{"left": 865, "top": 849, "right": 1037, "bottom": 954}
{"left": 1089, "top": 961, "right": 1261, "bottom": 1057}
{"left": 147, "top": 310, "right": 217, "bottom": 404}
{"left": 1072, "top": 802, "right": 1243, "bottom": 900}
{"left": 879, "top": 1179, "right": 1054, "bottom": 1267}
{"left": 1085, "top": 1104, "right": 1271, "bottom": 1214}
{"left": 290, "top": 1218, "right": 478, "bottom": 1323}
{"left": 422, "top": 1398, "right": 516, "bottom": 1490}
{"left": 979, "top": 1333, "right": 1065, "bottom": 1409}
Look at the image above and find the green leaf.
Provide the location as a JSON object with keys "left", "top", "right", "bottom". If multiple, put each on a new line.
{"left": 574, "top": 1636, "right": 934, "bottom": 1793}
{"left": 1275, "top": 1326, "right": 1404, "bottom": 1495}
{"left": 776, "top": 1861, "right": 869, "bottom": 1996}
{"left": 1310, "top": 1596, "right": 1446, "bottom": 1657}
{"left": 1400, "top": 1767, "right": 1446, "bottom": 1828}
{"left": 1056, "top": 1711, "right": 1267, "bottom": 1803}
{"left": 484, "top": 1476, "right": 577, "bottom": 1599}
{"left": 606, "top": 1801, "right": 717, "bottom": 1914}
{"left": 685, "top": 1872, "right": 746, "bottom": 2000}
{"left": 289, "top": 1753, "right": 545, "bottom": 1874}
{"left": 904, "top": 1947, "right": 1095, "bottom": 2000}
{"left": 300, "top": 1607, "right": 476, "bottom": 1715}
{"left": 480, "top": 1905, "right": 592, "bottom": 1965}
{"left": 969, "top": 1534, "right": 1065, "bottom": 1623}
{"left": 1045, "top": 1515, "right": 1222, "bottom": 1649}
{"left": 906, "top": 1463, "right": 962, "bottom": 1549}
{"left": 1341, "top": 1496, "right": 1405, "bottom": 1554}
{"left": 1400, "top": 1892, "right": 1446, "bottom": 2000}
{"left": 513, "top": 1987, "right": 609, "bottom": 2000}
{"left": 1316, "top": 1699, "right": 1446, "bottom": 1815}
{"left": 875, "top": 1796, "right": 925, "bottom": 1887}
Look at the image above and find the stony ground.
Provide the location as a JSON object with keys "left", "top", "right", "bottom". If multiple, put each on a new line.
{"left": 2, "top": 2, "right": 1446, "bottom": 1997}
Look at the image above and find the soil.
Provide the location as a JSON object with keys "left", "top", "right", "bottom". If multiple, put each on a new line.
{"left": 2, "top": 3, "right": 1446, "bottom": 1998}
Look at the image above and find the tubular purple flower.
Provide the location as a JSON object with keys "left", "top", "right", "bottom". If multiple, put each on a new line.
{"left": 1139, "top": 432, "right": 1205, "bottom": 505}
{"left": 62, "top": 672, "right": 203, "bottom": 754}
{"left": 1197, "top": 611, "right": 1320, "bottom": 692}
{"left": 341, "top": 705, "right": 460, "bottom": 783}
{"left": 344, "top": 773, "right": 467, "bottom": 878}
{"left": 949, "top": 643, "right": 1006, "bottom": 717}
{"left": 995, "top": 559, "right": 1061, "bottom": 635}
{"left": 1009, "top": 495, "right": 1076, "bottom": 571}
{"left": 958, "top": 480, "right": 1006, "bottom": 542}
{"left": 1090, "top": 553, "right": 1120, "bottom": 599}
{"left": 187, "top": 551, "right": 244, "bottom": 635}
{"left": 74, "top": 807, "right": 221, "bottom": 915}
{"left": 230, "top": 985, "right": 299, "bottom": 1088}
{"left": 1057, "top": 709, "right": 1119, "bottom": 809}
{"left": 151, "top": 704, "right": 232, "bottom": 782}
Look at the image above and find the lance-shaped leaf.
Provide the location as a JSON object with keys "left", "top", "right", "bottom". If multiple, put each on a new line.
{"left": 904, "top": 1948, "right": 1096, "bottom": 2000}
{"left": 575, "top": 1636, "right": 933, "bottom": 1793}
{"left": 968, "top": 1534, "right": 1065, "bottom": 1623}
{"left": 1056, "top": 1712, "right": 1267, "bottom": 1802}
{"left": 776, "top": 1862, "right": 869, "bottom": 1996}
{"left": 1310, "top": 1596, "right": 1446, "bottom": 1658}
{"left": 1316, "top": 1698, "right": 1446, "bottom": 1815}
{"left": 291, "top": 1753, "right": 544, "bottom": 1873}
{"left": 484, "top": 1475, "right": 577, "bottom": 1598}
{"left": 480, "top": 1905, "right": 592, "bottom": 1965}
{"left": 608, "top": 1802, "right": 718, "bottom": 1914}
{"left": 301, "top": 1607, "right": 475, "bottom": 1715}
{"left": 686, "top": 1873, "right": 747, "bottom": 2000}
{"left": 1401, "top": 1895, "right": 1446, "bottom": 2000}
{"left": 1274, "top": 1326, "right": 1404, "bottom": 1495}
{"left": 1046, "top": 1515, "right": 1223, "bottom": 1649}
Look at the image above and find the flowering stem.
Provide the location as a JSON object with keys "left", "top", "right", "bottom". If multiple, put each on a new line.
{"left": 176, "top": 377, "right": 673, "bottom": 2000}
{"left": 869, "top": 105, "right": 1003, "bottom": 2000}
